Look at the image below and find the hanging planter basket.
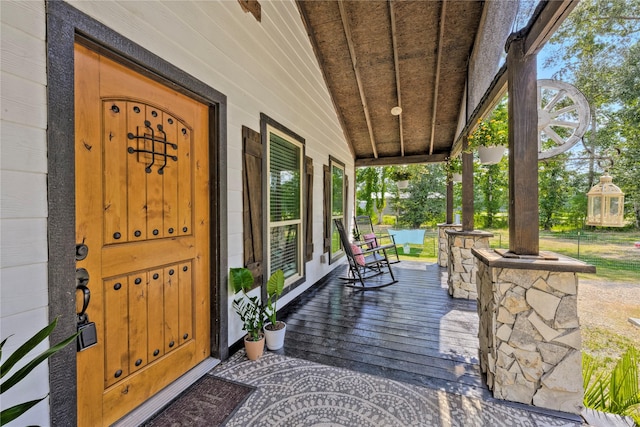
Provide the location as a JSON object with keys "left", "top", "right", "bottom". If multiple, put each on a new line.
{"left": 397, "top": 180, "right": 410, "bottom": 189}
{"left": 451, "top": 173, "right": 462, "bottom": 183}
{"left": 478, "top": 146, "right": 506, "bottom": 165}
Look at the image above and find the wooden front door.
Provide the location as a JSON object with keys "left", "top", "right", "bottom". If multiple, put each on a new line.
{"left": 74, "top": 43, "right": 211, "bottom": 426}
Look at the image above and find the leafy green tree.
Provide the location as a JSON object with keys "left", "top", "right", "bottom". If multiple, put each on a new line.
{"left": 545, "top": 0, "right": 640, "bottom": 228}
{"left": 356, "top": 167, "right": 377, "bottom": 218}
{"left": 396, "top": 164, "right": 446, "bottom": 228}
{"left": 612, "top": 41, "right": 640, "bottom": 227}
{"left": 539, "top": 156, "right": 571, "bottom": 230}
{"left": 355, "top": 167, "right": 388, "bottom": 224}
{"left": 475, "top": 162, "right": 508, "bottom": 228}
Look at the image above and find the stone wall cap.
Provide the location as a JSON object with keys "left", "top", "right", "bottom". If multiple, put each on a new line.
{"left": 472, "top": 248, "right": 596, "bottom": 273}
{"left": 437, "top": 223, "right": 462, "bottom": 228}
{"left": 445, "top": 229, "right": 494, "bottom": 237}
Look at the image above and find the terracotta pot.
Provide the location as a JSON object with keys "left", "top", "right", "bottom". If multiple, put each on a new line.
{"left": 244, "top": 334, "right": 265, "bottom": 360}
{"left": 478, "top": 146, "right": 506, "bottom": 165}
{"left": 264, "top": 321, "right": 286, "bottom": 351}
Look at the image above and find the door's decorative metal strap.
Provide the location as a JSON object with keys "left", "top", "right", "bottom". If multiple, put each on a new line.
{"left": 127, "top": 120, "right": 178, "bottom": 174}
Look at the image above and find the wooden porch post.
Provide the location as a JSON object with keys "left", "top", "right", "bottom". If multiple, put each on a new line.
{"left": 446, "top": 176, "right": 453, "bottom": 224}
{"left": 507, "top": 36, "right": 539, "bottom": 255}
{"left": 461, "top": 139, "right": 474, "bottom": 231}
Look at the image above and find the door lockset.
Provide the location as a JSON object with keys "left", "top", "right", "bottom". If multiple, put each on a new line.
{"left": 75, "top": 243, "right": 89, "bottom": 261}
{"left": 76, "top": 270, "right": 97, "bottom": 351}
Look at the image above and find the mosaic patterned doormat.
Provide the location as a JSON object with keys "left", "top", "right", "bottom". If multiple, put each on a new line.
{"left": 212, "top": 351, "right": 585, "bottom": 427}
{"left": 143, "top": 375, "right": 254, "bottom": 426}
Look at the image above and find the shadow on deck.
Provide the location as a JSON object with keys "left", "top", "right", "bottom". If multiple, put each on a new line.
{"left": 278, "top": 260, "right": 490, "bottom": 399}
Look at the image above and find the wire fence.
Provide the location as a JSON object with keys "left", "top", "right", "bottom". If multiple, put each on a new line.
{"left": 490, "top": 230, "right": 640, "bottom": 274}
{"left": 381, "top": 226, "right": 640, "bottom": 275}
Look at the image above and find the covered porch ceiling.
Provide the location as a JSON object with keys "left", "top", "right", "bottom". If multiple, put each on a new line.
{"left": 296, "top": 1, "right": 577, "bottom": 168}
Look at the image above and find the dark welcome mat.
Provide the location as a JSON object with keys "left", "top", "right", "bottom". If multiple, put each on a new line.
{"left": 143, "top": 375, "right": 255, "bottom": 426}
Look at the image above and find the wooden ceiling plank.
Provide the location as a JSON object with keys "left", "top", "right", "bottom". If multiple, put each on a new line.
{"left": 428, "top": 0, "right": 447, "bottom": 156}
{"left": 355, "top": 152, "right": 448, "bottom": 167}
{"left": 389, "top": 0, "right": 404, "bottom": 157}
{"left": 296, "top": 1, "right": 356, "bottom": 158}
{"left": 338, "top": 0, "right": 378, "bottom": 158}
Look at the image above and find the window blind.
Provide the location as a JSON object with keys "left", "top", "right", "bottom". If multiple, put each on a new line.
{"left": 270, "top": 133, "right": 301, "bottom": 222}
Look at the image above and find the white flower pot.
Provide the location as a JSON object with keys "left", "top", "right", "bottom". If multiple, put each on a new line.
{"left": 478, "top": 146, "right": 506, "bottom": 165}
{"left": 264, "top": 321, "right": 286, "bottom": 350}
{"left": 451, "top": 173, "right": 462, "bottom": 183}
{"left": 397, "top": 180, "right": 409, "bottom": 189}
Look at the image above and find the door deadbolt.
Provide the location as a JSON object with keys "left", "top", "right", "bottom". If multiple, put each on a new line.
{"left": 76, "top": 243, "right": 89, "bottom": 261}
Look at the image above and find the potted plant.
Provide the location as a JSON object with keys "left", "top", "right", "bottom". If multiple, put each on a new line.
{"left": 1, "top": 318, "right": 78, "bottom": 424}
{"left": 444, "top": 157, "right": 462, "bottom": 182}
{"left": 263, "top": 269, "right": 285, "bottom": 350}
{"left": 467, "top": 100, "right": 508, "bottom": 164}
{"left": 390, "top": 167, "right": 412, "bottom": 189}
{"left": 230, "top": 267, "right": 265, "bottom": 360}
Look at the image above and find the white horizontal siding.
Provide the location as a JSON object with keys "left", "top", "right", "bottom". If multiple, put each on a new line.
{"left": 0, "top": 122, "right": 47, "bottom": 173}
{"left": 0, "top": 263, "right": 48, "bottom": 318}
{"left": 0, "top": 4, "right": 353, "bottom": 408}
{"left": 0, "top": 1, "right": 49, "bottom": 425}
{"left": 1, "top": 21, "right": 47, "bottom": 85}
{"left": 0, "top": 170, "right": 47, "bottom": 219}
{"left": 1, "top": 72, "right": 47, "bottom": 129}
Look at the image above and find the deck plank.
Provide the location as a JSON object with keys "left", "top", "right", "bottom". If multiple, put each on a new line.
{"left": 279, "top": 261, "right": 490, "bottom": 398}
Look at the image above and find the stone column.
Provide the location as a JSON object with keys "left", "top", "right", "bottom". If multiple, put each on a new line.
{"left": 437, "top": 223, "right": 461, "bottom": 267}
{"left": 446, "top": 230, "right": 493, "bottom": 299}
{"left": 473, "top": 248, "right": 595, "bottom": 414}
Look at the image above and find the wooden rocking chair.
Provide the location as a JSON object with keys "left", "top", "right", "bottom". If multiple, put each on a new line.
{"left": 334, "top": 219, "right": 397, "bottom": 289}
{"left": 354, "top": 215, "right": 400, "bottom": 263}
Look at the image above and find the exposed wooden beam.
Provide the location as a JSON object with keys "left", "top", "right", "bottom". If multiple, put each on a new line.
{"left": 388, "top": 0, "right": 404, "bottom": 157}
{"left": 451, "top": 1, "right": 575, "bottom": 158}
{"left": 338, "top": 0, "right": 378, "bottom": 158}
{"left": 462, "top": 149, "right": 474, "bottom": 231}
{"left": 296, "top": 2, "right": 355, "bottom": 158}
{"left": 355, "top": 153, "right": 448, "bottom": 168}
{"left": 521, "top": 0, "right": 578, "bottom": 56}
{"left": 429, "top": 0, "right": 447, "bottom": 156}
{"left": 507, "top": 35, "right": 539, "bottom": 255}
{"left": 451, "top": 64, "right": 507, "bottom": 157}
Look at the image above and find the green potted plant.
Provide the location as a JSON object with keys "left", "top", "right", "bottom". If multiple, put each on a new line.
{"left": 466, "top": 100, "right": 508, "bottom": 164}
{"left": 230, "top": 267, "right": 265, "bottom": 360}
{"left": 1, "top": 318, "right": 78, "bottom": 425}
{"left": 390, "top": 167, "right": 412, "bottom": 189}
{"left": 263, "top": 269, "right": 285, "bottom": 351}
{"left": 444, "top": 157, "right": 462, "bottom": 182}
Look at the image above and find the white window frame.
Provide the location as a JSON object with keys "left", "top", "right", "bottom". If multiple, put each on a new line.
{"left": 266, "top": 124, "right": 304, "bottom": 287}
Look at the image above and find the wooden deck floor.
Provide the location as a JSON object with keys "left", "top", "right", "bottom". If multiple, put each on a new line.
{"left": 278, "top": 261, "right": 491, "bottom": 399}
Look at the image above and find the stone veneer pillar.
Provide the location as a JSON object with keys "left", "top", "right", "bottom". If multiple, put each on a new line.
{"left": 445, "top": 230, "right": 493, "bottom": 299}
{"left": 472, "top": 248, "right": 595, "bottom": 414}
{"left": 437, "top": 223, "right": 462, "bottom": 267}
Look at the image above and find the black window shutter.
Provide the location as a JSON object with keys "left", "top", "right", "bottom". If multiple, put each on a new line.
{"left": 323, "top": 164, "right": 331, "bottom": 253}
{"left": 242, "top": 126, "right": 263, "bottom": 288}
{"left": 305, "top": 156, "right": 314, "bottom": 262}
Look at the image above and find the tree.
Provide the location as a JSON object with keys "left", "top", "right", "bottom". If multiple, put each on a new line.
{"left": 545, "top": 0, "right": 640, "bottom": 228}
{"left": 475, "top": 162, "right": 508, "bottom": 228}
{"left": 355, "top": 166, "right": 388, "bottom": 224}
{"left": 396, "top": 164, "right": 446, "bottom": 228}
{"left": 613, "top": 41, "right": 640, "bottom": 227}
{"left": 469, "top": 99, "right": 509, "bottom": 228}
{"left": 539, "top": 156, "right": 571, "bottom": 230}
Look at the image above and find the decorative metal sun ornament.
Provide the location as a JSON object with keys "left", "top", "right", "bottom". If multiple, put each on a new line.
{"left": 537, "top": 79, "right": 591, "bottom": 160}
